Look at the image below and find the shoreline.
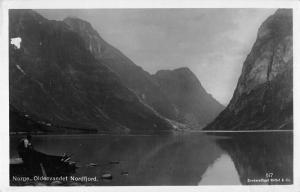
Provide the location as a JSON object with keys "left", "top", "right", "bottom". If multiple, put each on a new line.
{"left": 9, "top": 129, "right": 294, "bottom": 137}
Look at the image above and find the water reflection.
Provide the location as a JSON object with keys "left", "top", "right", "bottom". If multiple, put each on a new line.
{"left": 11, "top": 133, "right": 224, "bottom": 185}
{"left": 198, "top": 154, "right": 241, "bottom": 185}
{"left": 214, "top": 132, "right": 293, "bottom": 185}
{"left": 10, "top": 132, "right": 293, "bottom": 185}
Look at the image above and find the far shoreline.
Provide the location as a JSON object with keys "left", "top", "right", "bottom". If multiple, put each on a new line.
{"left": 9, "top": 129, "right": 293, "bottom": 137}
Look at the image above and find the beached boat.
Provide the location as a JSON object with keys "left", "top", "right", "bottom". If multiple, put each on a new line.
{"left": 10, "top": 150, "right": 77, "bottom": 185}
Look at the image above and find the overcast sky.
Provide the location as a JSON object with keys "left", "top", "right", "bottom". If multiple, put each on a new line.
{"left": 36, "top": 9, "right": 275, "bottom": 105}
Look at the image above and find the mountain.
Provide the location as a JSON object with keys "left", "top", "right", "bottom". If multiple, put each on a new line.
{"left": 63, "top": 17, "right": 223, "bottom": 128}
{"left": 153, "top": 68, "right": 224, "bottom": 127}
{"left": 9, "top": 9, "right": 173, "bottom": 133}
{"left": 206, "top": 9, "right": 293, "bottom": 130}
{"left": 63, "top": 17, "right": 179, "bottom": 120}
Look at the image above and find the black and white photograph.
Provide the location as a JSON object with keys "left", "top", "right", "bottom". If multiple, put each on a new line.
{"left": 1, "top": 0, "right": 299, "bottom": 190}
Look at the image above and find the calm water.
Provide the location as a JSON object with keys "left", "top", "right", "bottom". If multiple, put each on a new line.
{"left": 10, "top": 132, "right": 293, "bottom": 185}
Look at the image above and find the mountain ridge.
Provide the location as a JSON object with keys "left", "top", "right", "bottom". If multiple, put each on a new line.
{"left": 64, "top": 17, "right": 224, "bottom": 128}
{"left": 153, "top": 67, "right": 224, "bottom": 127}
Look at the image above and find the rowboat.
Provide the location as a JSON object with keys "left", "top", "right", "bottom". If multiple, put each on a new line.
{"left": 10, "top": 150, "right": 77, "bottom": 183}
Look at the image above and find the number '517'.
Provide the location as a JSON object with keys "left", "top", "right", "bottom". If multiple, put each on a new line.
{"left": 266, "top": 173, "right": 273, "bottom": 178}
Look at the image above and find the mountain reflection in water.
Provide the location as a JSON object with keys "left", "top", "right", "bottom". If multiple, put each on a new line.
{"left": 10, "top": 132, "right": 293, "bottom": 185}
{"left": 214, "top": 132, "right": 293, "bottom": 185}
{"left": 198, "top": 154, "right": 241, "bottom": 185}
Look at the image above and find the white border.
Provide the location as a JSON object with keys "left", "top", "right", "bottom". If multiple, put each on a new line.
{"left": 0, "top": 0, "right": 299, "bottom": 192}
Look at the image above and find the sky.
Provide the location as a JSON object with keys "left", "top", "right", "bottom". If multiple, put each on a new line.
{"left": 36, "top": 9, "right": 275, "bottom": 105}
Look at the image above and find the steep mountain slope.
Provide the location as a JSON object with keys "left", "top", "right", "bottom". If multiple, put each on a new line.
{"left": 153, "top": 68, "right": 224, "bottom": 127}
{"left": 9, "top": 9, "right": 173, "bottom": 133}
{"left": 63, "top": 17, "right": 179, "bottom": 120}
{"left": 63, "top": 17, "right": 224, "bottom": 128}
{"left": 206, "top": 9, "right": 293, "bottom": 130}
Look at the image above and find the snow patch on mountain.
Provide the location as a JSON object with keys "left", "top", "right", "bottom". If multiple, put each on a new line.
{"left": 10, "top": 37, "right": 22, "bottom": 49}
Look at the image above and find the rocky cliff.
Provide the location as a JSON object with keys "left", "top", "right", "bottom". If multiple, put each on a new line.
{"left": 153, "top": 68, "right": 224, "bottom": 127}
{"left": 206, "top": 9, "right": 293, "bottom": 130}
{"left": 9, "top": 9, "right": 173, "bottom": 133}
